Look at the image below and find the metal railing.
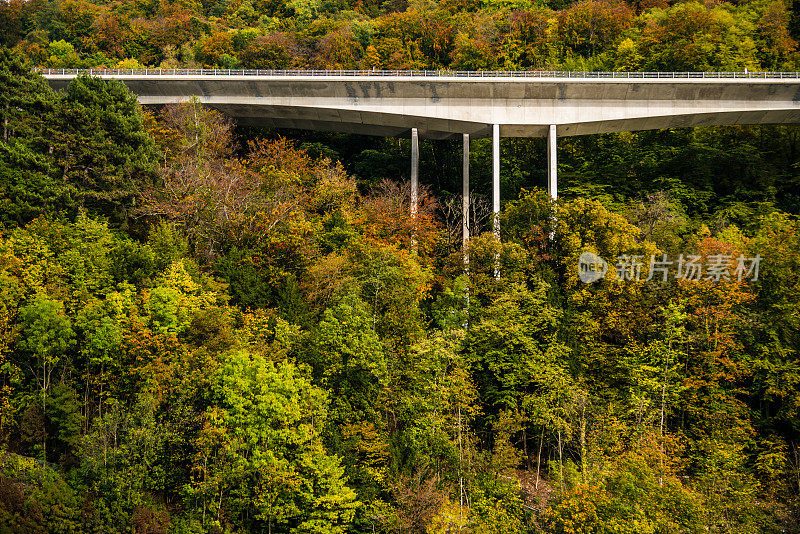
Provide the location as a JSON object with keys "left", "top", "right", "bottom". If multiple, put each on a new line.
{"left": 34, "top": 68, "right": 800, "bottom": 80}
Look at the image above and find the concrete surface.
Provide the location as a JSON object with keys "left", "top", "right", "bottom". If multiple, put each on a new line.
{"left": 41, "top": 72, "right": 800, "bottom": 139}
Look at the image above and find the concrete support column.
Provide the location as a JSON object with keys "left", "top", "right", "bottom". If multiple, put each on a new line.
{"left": 462, "top": 133, "right": 470, "bottom": 259}
{"left": 492, "top": 124, "right": 500, "bottom": 236}
{"left": 492, "top": 124, "right": 500, "bottom": 279}
{"left": 463, "top": 133, "right": 470, "bottom": 320}
{"left": 411, "top": 127, "right": 419, "bottom": 218}
{"left": 410, "top": 127, "right": 419, "bottom": 253}
{"left": 547, "top": 124, "right": 557, "bottom": 200}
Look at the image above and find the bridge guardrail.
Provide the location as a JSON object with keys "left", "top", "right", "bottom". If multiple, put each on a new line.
{"left": 34, "top": 68, "right": 800, "bottom": 79}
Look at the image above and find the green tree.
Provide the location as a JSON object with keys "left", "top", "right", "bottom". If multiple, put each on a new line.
{"left": 305, "top": 294, "right": 390, "bottom": 502}
{"left": 0, "top": 49, "right": 67, "bottom": 227}
{"left": 16, "top": 294, "right": 75, "bottom": 460}
{"left": 208, "top": 351, "right": 359, "bottom": 532}
{"left": 52, "top": 74, "right": 156, "bottom": 224}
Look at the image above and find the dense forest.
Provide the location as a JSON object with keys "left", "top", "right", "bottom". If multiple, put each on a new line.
{"left": 1, "top": 0, "right": 800, "bottom": 529}
{"left": 1, "top": 0, "right": 799, "bottom": 72}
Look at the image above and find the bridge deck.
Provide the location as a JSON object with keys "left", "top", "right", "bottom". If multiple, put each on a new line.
{"left": 41, "top": 69, "right": 800, "bottom": 139}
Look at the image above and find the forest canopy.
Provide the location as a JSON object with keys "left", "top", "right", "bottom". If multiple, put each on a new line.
{"left": 1, "top": 0, "right": 798, "bottom": 72}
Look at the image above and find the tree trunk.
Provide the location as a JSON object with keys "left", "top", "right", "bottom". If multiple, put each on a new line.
{"left": 41, "top": 361, "right": 48, "bottom": 461}
{"left": 558, "top": 429, "right": 563, "bottom": 486}
{"left": 524, "top": 426, "right": 530, "bottom": 470}
{"left": 458, "top": 404, "right": 463, "bottom": 508}
{"left": 580, "top": 398, "right": 587, "bottom": 484}
{"left": 536, "top": 426, "right": 544, "bottom": 490}
{"left": 83, "top": 379, "right": 88, "bottom": 432}
{"left": 793, "top": 441, "right": 800, "bottom": 494}
{"left": 660, "top": 340, "right": 671, "bottom": 487}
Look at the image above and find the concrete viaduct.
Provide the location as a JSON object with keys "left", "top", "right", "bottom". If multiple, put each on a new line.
{"left": 41, "top": 69, "right": 800, "bottom": 243}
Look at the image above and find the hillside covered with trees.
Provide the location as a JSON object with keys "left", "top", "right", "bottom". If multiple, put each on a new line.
{"left": 1, "top": 0, "right": 800, "bottom": 529}
{"left": 1, "top": 0, "right": 799, "bottom": 72}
